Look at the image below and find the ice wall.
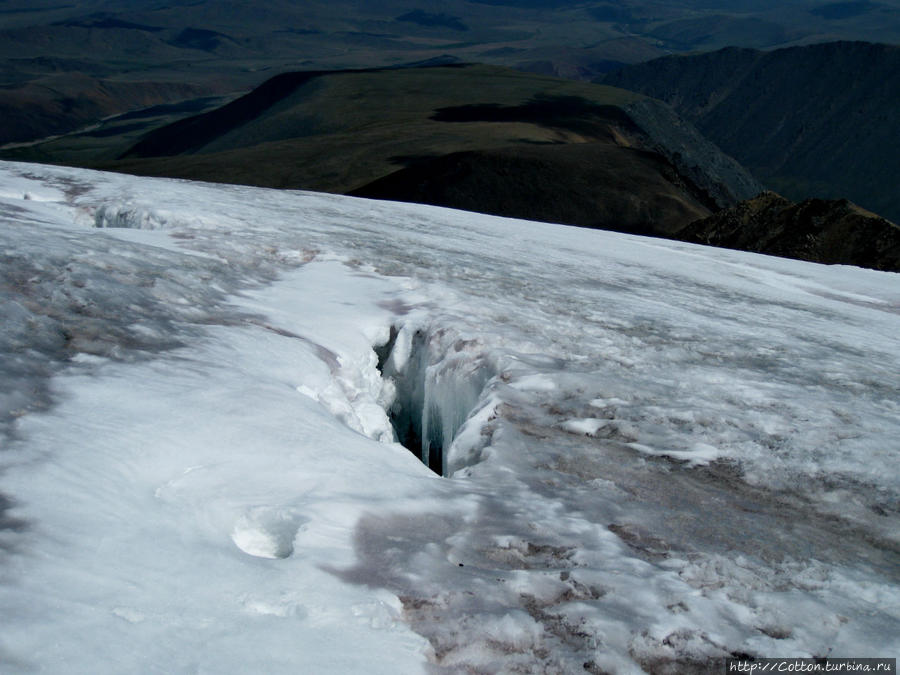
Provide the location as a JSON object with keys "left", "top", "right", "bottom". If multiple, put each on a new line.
{"left": 377, "top": 324, "right": 495, "bottom": 475}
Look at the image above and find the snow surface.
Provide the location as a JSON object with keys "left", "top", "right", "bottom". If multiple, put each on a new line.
{"left": 0, "top": 160, "right": 898, "bottom": 673}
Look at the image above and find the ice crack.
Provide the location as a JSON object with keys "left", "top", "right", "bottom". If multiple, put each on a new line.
{"left": 376, "top": 324, "right": 496, "bottom": 475}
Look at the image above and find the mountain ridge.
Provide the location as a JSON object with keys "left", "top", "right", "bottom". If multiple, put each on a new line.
{"left": 601, "top": 41, "right": 900, "bottom": 224}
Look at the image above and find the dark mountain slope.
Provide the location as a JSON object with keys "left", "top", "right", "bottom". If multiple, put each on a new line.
{"left": 8, "top": 0, "right": 900, "bottom": 147}
{"left": 350, "top": 143, "right": 712, "bottom": 235}
{"left": 602, "top": 41, "right": 900, "bottom": 224}
{"left": 677, "top": 191, "right": 900, "bottom": 271}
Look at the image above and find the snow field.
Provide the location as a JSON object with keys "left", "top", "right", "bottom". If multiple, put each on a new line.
{"left": 0, "top": 161, "right": 898, "bottom": 672}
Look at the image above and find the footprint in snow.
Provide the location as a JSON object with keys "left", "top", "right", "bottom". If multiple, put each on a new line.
{"left": 231, "top": 507, "right": 308, "bottom": 559}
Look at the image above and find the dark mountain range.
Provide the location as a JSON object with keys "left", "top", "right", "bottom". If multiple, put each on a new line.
{"left": 2, "top": 3, "right": 898, "bottom": 270}
{"left": 676, "top": 191, "right": 900, "bottom": 271}
{"left": 3, "top": 0, "right": 900, "bottom": 145}
{"left": 92, "top": 64, "right": 761, "bottom": 237}
{"left": 601, "top": 41, "right": 900, "bottom": 224}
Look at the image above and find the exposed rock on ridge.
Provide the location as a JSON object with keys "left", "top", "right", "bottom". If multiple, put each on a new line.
{"left": 677, "top": 191, "right": 900, "bottom": 271}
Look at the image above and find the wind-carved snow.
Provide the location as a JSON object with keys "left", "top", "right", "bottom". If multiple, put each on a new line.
{"left": 0, "top": 160, "right": 898, "bottom": 673}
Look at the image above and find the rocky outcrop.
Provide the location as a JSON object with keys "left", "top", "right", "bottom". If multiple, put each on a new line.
{"left": 677, "top": 191, "right": 900, "bottom": 271}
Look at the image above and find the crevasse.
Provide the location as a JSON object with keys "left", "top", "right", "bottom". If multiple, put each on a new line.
{"left": 376, "top": 324, "right": 495, "bottom": 475}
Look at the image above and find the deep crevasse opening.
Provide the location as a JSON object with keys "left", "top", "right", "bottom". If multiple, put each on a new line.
{"left": 376, "top": 324, "right": 496, "bottom": 476}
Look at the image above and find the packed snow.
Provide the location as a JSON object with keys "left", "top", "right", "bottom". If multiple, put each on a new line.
{"left": 0, "top": 161, "right": 897, "bottom": 673}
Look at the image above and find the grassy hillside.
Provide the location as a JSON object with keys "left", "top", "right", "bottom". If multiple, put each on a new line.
{"left": 0, "top": 76, "right": 214, "bottom": 147}
{"left": 350, "top": 143, "right": 712, "bottom": 235}
{"left": 602, "top": 41, "right": 900, "bottom": 224}
{"left": 110, "top": 66, "right": 640, "bottom": 190}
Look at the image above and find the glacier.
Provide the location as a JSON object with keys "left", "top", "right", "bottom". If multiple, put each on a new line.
{"left": 0, "top": 160, "right": 898, "bottom": 673}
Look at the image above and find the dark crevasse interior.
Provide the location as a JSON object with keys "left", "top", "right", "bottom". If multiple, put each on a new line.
{"left": 376, "top": 327, "right": 436, "bottom": 472}
{"left": 375, "top": 325, "right": 494, "bottom": 476}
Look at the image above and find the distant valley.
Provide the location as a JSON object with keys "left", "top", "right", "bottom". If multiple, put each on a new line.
{"left": 3, "top": 0, "right": 900, "bottom": 143}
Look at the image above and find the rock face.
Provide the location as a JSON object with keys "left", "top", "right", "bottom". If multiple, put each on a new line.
{"left": 602, "top": 41, "right": 900, "bottom": 224}
{"left": 621, "top": 98, "right": 763, "bottom": 210}
{"left": 677, "top": 191, "right": 900, "bottom": 271}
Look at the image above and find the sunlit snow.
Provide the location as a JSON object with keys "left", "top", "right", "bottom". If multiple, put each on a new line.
{"left": 1, "top": 161, "right": 898, "bottom": 673}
